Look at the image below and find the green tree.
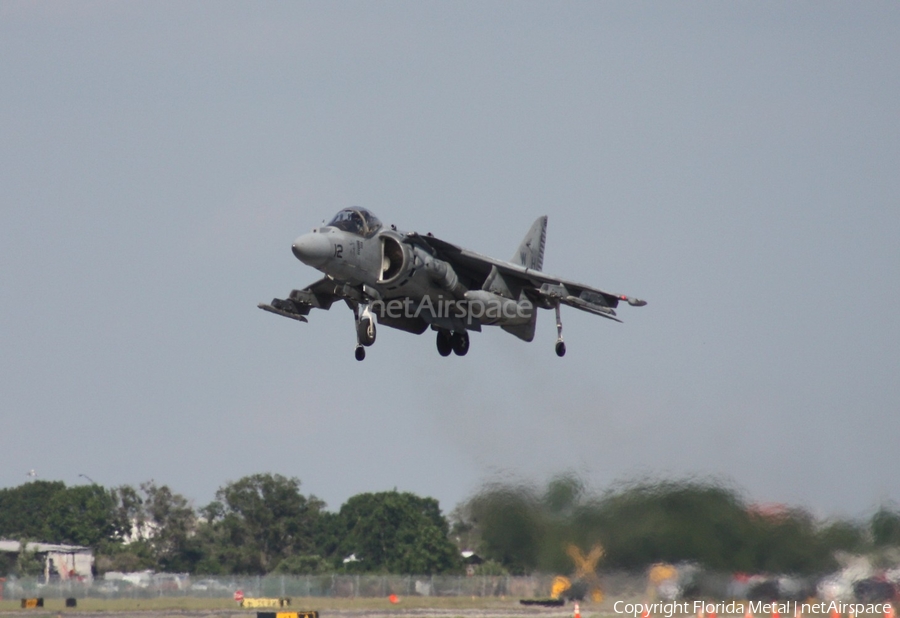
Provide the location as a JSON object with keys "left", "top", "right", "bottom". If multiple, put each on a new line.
{"left": 462, "top": 483, "right": 543, "bottom": 574}
{"left": 334, "top": 491, "right": 461, "bottom": 574}
{"left": 15, "top": 540, "right": 44, "bottom": 577}
{"left": 592, "top": 481, "right": 756, "bottom": 571}
{"left": 871, "top": 507, "right": 900, "bottom": 547}
{"left": 0, "top": 481, "right": 66, "bottom": 539}
{"left": 272, "top": 554, "right": 330, "bottom": 574}
{"left": 93, "top": 542, "right": 155, "bottom": 574}
{"left": 95, "top": 484, "right": 155, "bottom": 574}
{"left": 460, "top": 476, "right": 858, "bottom": 575}
{"left": 743, "top": 507, "right": 832, "bottom": 573}
{"left": 140, "top": 481, "right": 201, "bottom": 572}
{"left": 818, "top": 519, "right": 866, "bottom": 554}
{"left": 110, "top": 484, "right": 145, "bottom": 539}
{"left": 43, "top": 484, "right": 123, "bottom": 547}
{"left": 201, "top": 473, "right": 325, "bottom": 573}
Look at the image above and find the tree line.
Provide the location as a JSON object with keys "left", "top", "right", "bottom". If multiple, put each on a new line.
{"left": 2, "top": 473, "right": 900, "bottom": 577}
{"left": 0, "top": 474, "right": 460, "bottom": 576}
{"left": 454, "top": 476, "right": 900, "bottom": 575}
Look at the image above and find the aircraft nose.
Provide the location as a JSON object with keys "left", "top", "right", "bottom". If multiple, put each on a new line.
{"left": 292, "top": 232, "right": 332, "bottom": 266}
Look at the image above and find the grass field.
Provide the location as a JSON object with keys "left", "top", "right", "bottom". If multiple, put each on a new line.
{"left": 0, "top": 596, "right": 556, "bottom": 617}
{"left": 0, "top": 596, "right": 522, "bottom": 610}
{"left": 0, "top": 597, "right": 892, "bottom": 618}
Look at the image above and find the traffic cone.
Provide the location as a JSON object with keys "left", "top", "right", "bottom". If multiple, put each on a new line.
{"left": 709, "top": 611, "right": 717, "bottom": 618}
{"left": 641, "top": 608, "right": 650, "bottom": 618}
{"left": 773, "top": 607, "right": 780, "bottom": 618}
{"left": 830, "top": 608, "right": 840, "bottom": 618}
{"left": 574, "top": 603, "right": 581, "bottom": 618}
{"left": 698, "top": 606, "right": 705, "bottom": 618}
{"left": 746, "top": 607, "right": 754, "bottom": 618}
{"left": 887, "top": 606, "right": 895, "bottom": 618}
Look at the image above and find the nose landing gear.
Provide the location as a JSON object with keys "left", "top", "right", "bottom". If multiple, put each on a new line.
{"left": 357, "top": 315, "right": 376, "bottom": 346}
{"left": 354, "top": 304, "right": 377, "bottom": 361}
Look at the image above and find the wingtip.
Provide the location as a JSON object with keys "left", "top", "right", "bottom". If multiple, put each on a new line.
{"left": 258, "top": 303, "right": 309, "bottom": 322}
{"left": 620, "top": 295, "right": 647, "bottom": 307}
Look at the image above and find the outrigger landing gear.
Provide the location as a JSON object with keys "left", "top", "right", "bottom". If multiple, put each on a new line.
{"left": 554, "top": 305, "right": 566, "bottom": 357}
{"left": 354, "top": 304, "right": 376, "bottom": 361}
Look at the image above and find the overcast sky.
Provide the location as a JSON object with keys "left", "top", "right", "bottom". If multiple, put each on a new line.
{"left": 2, "top": 2, "right": 898, "bottom": 520}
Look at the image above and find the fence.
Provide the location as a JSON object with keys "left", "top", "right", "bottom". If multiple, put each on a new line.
{"left": 1, "top": 573, "right": 648, "bottom": 601}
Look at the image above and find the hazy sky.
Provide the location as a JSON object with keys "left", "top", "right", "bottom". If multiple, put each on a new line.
{"left": 2, "top": 2, "right": 898, "bottom": 519}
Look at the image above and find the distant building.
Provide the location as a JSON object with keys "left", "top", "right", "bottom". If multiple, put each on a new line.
{"left": 461, "top": 550, "right": 484, "bottom": 564}
{"left": 461, "top": 550, "right": 483, "bottom": 576}
{"left": 0, "top": 539, "right": 94, "bottom": 582}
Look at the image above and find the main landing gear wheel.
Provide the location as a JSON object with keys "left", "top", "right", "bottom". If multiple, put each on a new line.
{"left": 555, "top": 341, "right": 566, "bottom": 357}
{"left": 355, "top": 345, "right": 366, "bottom": 361}
{"left": 451, "top": 331, "right": 469, "bottom": 356}
{"left": 436, "top": 330, "right": 452, "bottom": 356}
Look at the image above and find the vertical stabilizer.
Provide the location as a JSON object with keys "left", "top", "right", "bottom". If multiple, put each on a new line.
{"left": 512, "top": 216, "right": 547, "bottom": 271}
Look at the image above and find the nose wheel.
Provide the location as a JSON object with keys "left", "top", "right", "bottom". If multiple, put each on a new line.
{"left": 354, "top": 304, "right": 377, "bottom": 361}
{"left": 357, "top": 316, "right": 376, "bottom": 346}
{"left": 554, "top": 305, "right": 566, "bottom": 357}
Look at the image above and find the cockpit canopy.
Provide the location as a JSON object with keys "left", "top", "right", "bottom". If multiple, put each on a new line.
{"left": 325, "top": 207, "right": 382, "bottom": 238}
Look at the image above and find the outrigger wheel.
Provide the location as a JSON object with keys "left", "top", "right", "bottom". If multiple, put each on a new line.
{"left": 555, "top": 304, "right": 566, "bottom": 357}
{"left": 555, "top": 341, "right": 566, "bottom": 357}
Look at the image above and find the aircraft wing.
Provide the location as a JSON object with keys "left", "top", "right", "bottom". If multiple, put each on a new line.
{"left": 258, "top": 277, "right": 352, "bottom": 322}
{"left": 404, "top": 232, "right": 646, "bottom": 322}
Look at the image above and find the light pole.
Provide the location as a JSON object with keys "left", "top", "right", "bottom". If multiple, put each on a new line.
{"left": 78, "top": 473, "right": 96, "bottom": 484}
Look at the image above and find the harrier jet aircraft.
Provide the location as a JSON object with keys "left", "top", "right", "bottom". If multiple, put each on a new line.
{"left": 260, "top": 208, "right": 646, "bottom": 361}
